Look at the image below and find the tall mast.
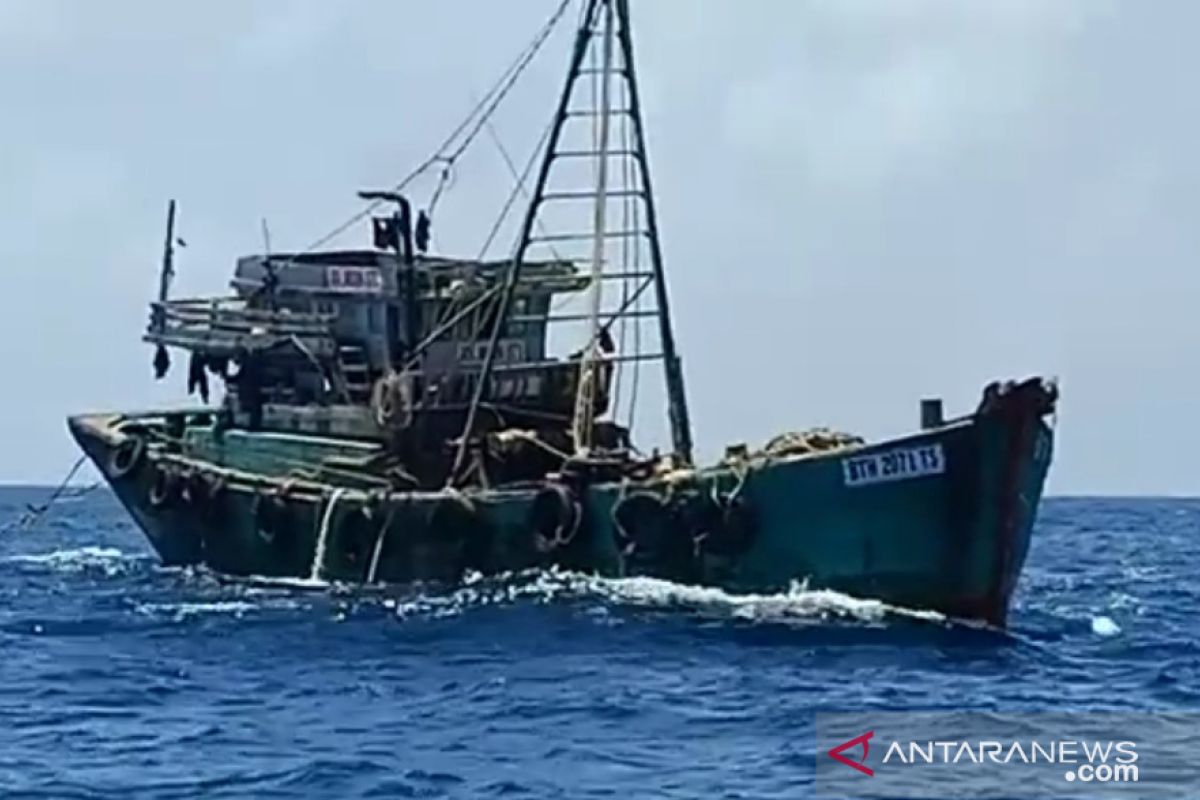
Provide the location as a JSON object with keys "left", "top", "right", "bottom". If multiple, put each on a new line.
{"left": 614, "top": 0, "right": 692, "bottom": 463}
{"left": 450, "top": 0, "right": 694, "bottom": 480}
{"left": 571, "top": 0, "right": 615, "bottom": 455}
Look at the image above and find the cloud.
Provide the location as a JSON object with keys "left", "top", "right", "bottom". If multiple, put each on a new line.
{"left": 0, "top": 0, "right": 1197, "bottom": 493}
{"left": 715, "top": 1, "right": 1115, "bottom": 190}
{"left": 0, "top": 1, "right": 69, "bottom": 50}
{"left": 230, "top": 1, "right": 350, "bottom": 66}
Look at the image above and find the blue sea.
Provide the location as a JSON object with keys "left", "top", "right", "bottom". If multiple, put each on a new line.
{"left": 0, "top": 488, "right": 1196, "bottom": 798}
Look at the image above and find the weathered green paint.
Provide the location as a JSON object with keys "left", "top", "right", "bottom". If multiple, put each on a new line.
{"left": 182, "top": 427, "right": 381, "bottom": 480}
{"left": 70, "top": 393, "right": 1053, "bottom": 627}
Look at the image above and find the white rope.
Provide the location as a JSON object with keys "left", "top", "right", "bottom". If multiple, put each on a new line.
{"left": 365, "top": 499, "right": 397, "bottom": 585}
{"left": 309, "top": 487, "right": 346, "bottom": 581}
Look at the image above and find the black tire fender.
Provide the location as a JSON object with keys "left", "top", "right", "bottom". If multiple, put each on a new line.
{"left": 147, "top": 465, "right": 177, "bottom": 509}
{"left": 612, "top": 491, "right": 672, "bottom": 558}
{"left": 529, "top": 483, "right": 580, "bottom": 553}
{"left": 428, "top": 492, "right": 491, "bottom": 573}
{"left": 338, "top": 505, "right": 382, "bottom": 571}
{"left": 108, "top": 435, "right": 146, "bottom": 480}
{"left": 251, "top": 489, "right": 289, "bottom": 545}
{"left": 698, "top": 492, "right": 756, "bottom": 558}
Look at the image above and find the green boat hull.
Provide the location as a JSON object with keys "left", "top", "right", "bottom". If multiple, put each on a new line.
{"left": 69, "top": 382, "right": 1054, "bottom": 627}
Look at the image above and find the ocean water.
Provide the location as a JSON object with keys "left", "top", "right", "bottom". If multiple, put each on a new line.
{"left": 0, "top": 488, "right": 1196, "bottom": 798}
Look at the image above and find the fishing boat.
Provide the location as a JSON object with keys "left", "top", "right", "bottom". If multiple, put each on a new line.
{"left": 68, "top": 0, "right": 1057, "bottom": 627}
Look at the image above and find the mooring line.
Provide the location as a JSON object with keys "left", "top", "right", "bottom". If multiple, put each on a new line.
{"left": 1, "top": 456, "right": 98, "bottom": 534}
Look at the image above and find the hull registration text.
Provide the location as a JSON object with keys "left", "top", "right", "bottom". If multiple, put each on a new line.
{"left": 843, "top": 444, "right": 945, "bottom": 488}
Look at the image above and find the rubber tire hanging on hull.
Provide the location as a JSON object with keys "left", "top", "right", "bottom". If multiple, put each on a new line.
{"left": 612, "top": 491, "right": 696, "bottom": 581}
{"left": 147, "top": 465, "right": 177, "bottom": 509}
{"left": 529, "top": 483, "right": 581, "bottom": 561}
{"left": 365, "top": 493, "right": 491, "bottom": 584}
{"left": 690, "top": 492, "right": 756, "bottom": 560}
{"left": 108, "top": 435, "right": 146, "bottom": 480}
{"left": 428, "top": 493, "right": 491, "bottom": 576}
{"left": 180, "top": 470, "right": 225, "bottom": 510}
{"left": 614, "top": 488, "right": 758, "bottom": 582}
{"left": 335, "top": 496, "right": 390, "bottom": 579}
{"left": 251, "top": 489, "right": 294, "bottom": 549}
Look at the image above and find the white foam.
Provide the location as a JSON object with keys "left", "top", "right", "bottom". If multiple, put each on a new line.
{"left": 248, "top": 575, "right": 332, "bottom": 591}
{"left": 1091, "top": 615, "right": 1122, "bottom": 637}
{"left": 135, "top": 599, "right": 264, "bottom": 620}
{"left": 3, "top": 546, "right": 135, "bottom": 572}
{"left": 5, "top": 545, "right": 125, "bottom": 563}
{"left": 388, "top": 568, "right": 947, "bottom": 626}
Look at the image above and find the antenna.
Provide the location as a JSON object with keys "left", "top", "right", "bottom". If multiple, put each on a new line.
{"left": 157, "top": 199, "right": 177, "bottom": 310}
{"left": 151, "top": 199, "right": 177, "bottom": 379}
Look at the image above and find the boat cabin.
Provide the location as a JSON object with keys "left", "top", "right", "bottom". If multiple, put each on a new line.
{"left": 145, "top": 244, "right": 607, "bottom": 443}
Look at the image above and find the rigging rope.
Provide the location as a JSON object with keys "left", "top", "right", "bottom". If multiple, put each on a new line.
{"left": 427, "top": 116, "right": 556, "bottom": 347}
{"left": 280, "top": 0, "right": 577, "bottom": 267}
{"left": 478, "top": 119, "right": 561, "bottom": 262}
{"left": 425, "top": 161, "right": 456, "bottom": 220}
{"left": 612, "top": 74, "right": 632, "bottom": 416}
{"left": 625, "top": 125, "right": 643, "bottom": 436}
{"left": 1, "top": 456, "right": 99, "bottom": 534}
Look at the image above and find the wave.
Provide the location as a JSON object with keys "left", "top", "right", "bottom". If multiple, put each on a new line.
{"left": 1, "top": 544, "right": 953, "bottom": 630}
{"left": 164, "top": 566, "right": 954, "bottom": 629}
{"left": 381, "top": 568, "right": 950, "bottom": 627}
{"left": 159, "top": 564, "right": 958, "bottom": 628}
{"left": 1, "top": 546, "right": 146, "bottom": 576}
{"left": 133, "top": 599, "right": 276, "bottom": 620}
{"left": 4, "top": 545, "right": 128, "bottom": 564}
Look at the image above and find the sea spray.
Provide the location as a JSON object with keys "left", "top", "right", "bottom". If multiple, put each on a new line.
{"left": 385, "top": 568, "right": 949, "bottom": 626}
{"left": 3, "top": 546, "right": 127, "bottom": 566}
{"left": 2, "top": 546, "right": 143, "bottom": 577}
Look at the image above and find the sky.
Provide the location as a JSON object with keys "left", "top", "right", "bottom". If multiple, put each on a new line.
{"left": 1, "top": 0, "right": 1197, "bottom": 495}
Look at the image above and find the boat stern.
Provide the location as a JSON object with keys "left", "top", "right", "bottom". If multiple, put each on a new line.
{"left": 716, "top": 377, "right": 1057, "bottom": 628}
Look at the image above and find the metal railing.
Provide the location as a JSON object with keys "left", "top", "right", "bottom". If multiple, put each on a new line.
{"left": 145, "top": 297, "right": 337, "bottom": 356}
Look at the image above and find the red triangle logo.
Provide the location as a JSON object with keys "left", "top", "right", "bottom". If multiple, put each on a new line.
{"left": 828, "top": 731, "right": 875, "bottom": 776}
